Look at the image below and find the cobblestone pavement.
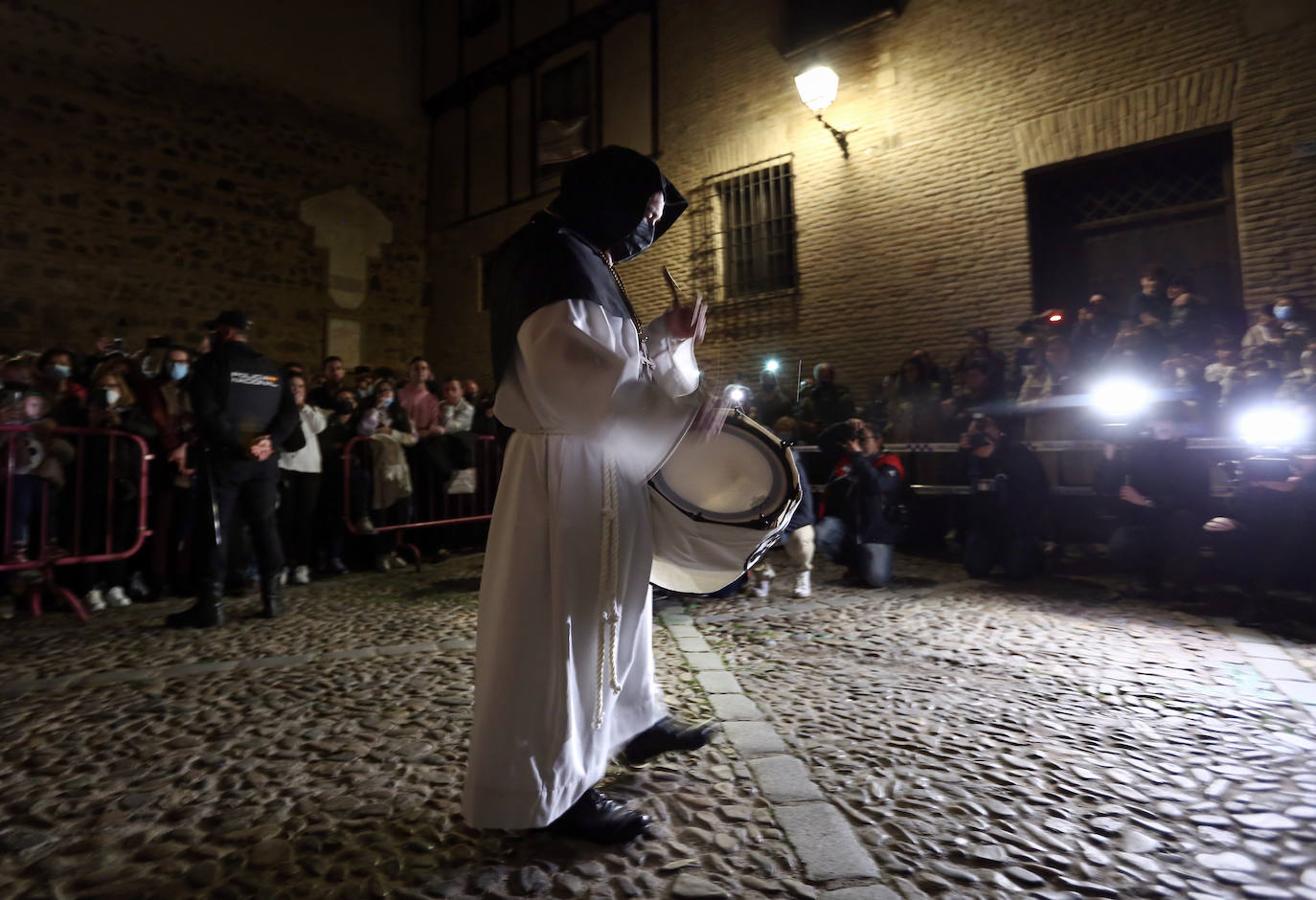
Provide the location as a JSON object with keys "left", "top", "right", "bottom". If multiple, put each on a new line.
{"left": 2, "top": 552, "right": 1315, "bottom": 899}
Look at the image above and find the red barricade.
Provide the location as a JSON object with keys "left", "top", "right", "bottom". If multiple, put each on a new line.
{"left": 341, "top": 434, "right": 502, "bottom": 561}
{"left": 0, "top": 425, "right": 153, "bottom": 621}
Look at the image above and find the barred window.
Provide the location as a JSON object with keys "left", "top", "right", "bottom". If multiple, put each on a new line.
{"left": 714, "top": 161, "right": 798, "bottom": 298}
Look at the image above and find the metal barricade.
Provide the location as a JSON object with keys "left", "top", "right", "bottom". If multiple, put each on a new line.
{"left": 341, "top": 434, "right": 502, "bottom": 564}
{"left": 796, "top": 437, "right": 1297, "bottom": 497}
{"left": 1, "top": 425, "right": 153, "bottom": 621}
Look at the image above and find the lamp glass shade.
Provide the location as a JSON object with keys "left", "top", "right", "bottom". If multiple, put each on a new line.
{"left": 794, "top": 66, "right": 839, "bottom": 112}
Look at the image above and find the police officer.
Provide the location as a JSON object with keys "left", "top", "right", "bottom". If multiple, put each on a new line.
{"left": 167, "top": 311, "right": 299, "bottom": 628}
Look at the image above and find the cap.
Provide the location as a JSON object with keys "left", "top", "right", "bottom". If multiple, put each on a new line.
{"left": 204, "top": 310, "right": 252, "bottom": 331}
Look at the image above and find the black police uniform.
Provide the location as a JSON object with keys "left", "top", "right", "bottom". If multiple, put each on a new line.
{"left": 167, "top": 338, "right": 298, "bottom": 627}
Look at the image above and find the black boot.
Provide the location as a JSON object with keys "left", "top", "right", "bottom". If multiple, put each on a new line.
{"left": 166, "top": 585, "right": 225, "bottom": 629}
{"left": 260, "top": 576, "right": 284, "bottom": 619}
{"left": 547, "top": 788, "right": 652, "bottom": 844}
{"left": 620, "top": 717, "right": 720, "bottom": 768}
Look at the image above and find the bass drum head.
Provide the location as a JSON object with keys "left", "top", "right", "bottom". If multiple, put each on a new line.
{"left": 650, "top": 415, "right": 790, "bottom": 525}
{"left": 649, "top": 413, "right": 802, "bottom": 595}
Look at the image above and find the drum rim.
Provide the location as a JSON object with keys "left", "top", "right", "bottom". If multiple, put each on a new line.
{"left": 648, "top": 410, "right": 802, "bottom": 530}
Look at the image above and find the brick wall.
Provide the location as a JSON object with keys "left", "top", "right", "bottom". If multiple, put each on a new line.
{"left": 427, "top": 0, "right": 1316, "bottom": 401}
{"left": 0, "top": 0, "right": 428, "bottom": 368}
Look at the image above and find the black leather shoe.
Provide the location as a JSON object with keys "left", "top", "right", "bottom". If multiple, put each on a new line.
{"left": 620, "top": 717, "right": 720, "bottom": 768}
{"left": 547, "top": 788, "right": 653, "bottom": 844}
{"left": 260, "top": 577, "right": 284, "bottom": 619}
{"left": 165, "top": 591, "right": 225, "bottom": 629}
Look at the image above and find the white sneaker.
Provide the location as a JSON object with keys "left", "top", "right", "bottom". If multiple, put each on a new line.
{"left": 792, "top": 571, "right": 812, "bottom": 599}
{"left": 752, "top": 576, "right": 772, "bottom": 599}
{"left": 292, "top": 565, "right": 311, "bottom": 585}
{"left": 85, "top": 589, "right": 106, "bottom": 612}
{"left": 128, "top": 571, "right": 151, "bottom": 598}
{"left": 388, "top": 552, "right": 408, "bottom": 570}
{"left": 106, "top": 586, "right": 131, "bottom": 608}
{"left": 277, "top": 568, "right": 288, "bottom": 587}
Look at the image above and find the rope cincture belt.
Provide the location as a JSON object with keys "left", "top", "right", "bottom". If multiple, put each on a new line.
{"left": 593, "top": 455, "right": 623, "bottom": 730}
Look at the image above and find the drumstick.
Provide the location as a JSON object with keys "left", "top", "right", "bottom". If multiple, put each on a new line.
{"left": 662, "top": 266, "right": 682, "bottom": 308}
{"left": 664, "top": 265, "right": 707, "bottom": 344}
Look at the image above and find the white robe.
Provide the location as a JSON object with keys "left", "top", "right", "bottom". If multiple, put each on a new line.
{"left": 462, "top": 298, "right": 701, "bottom": 830}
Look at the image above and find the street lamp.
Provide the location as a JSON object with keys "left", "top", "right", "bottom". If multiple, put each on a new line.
{"left": 794, "top": 65, "right": 856, "bottom": 159}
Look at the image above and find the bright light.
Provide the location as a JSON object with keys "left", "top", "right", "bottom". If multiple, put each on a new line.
{"left": 764, "top": 359, "right": 780, "bottom": 373}
{"left": 728, "top": 387, "right": 748, "bottom": 404}
{"left": 1090, "top": 376, "right": 1155, "bottom": 423}
{"left": 1236, "top": 404, "right": 1311, "bottom": 448}
{"left": 794, "top": 66, "right": 839, "bottom": 112}
{"left": 1048, "top": 313, "right": 1064, "bottom": 323}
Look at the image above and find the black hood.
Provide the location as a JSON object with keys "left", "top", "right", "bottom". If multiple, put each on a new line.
{"left": 488, "top": 147, "right": 686, "bottom": 386}
{"left": 547, "top": 145, "right": 686, "bottom": 262}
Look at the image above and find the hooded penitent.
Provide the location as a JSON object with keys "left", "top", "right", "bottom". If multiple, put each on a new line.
{"left": 488, "top": 146, "right": 687, "bottom": 386}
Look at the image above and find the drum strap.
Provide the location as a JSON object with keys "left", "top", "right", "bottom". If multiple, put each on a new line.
{"left": 592, "top": 456, "right": 624, "bottom": 730}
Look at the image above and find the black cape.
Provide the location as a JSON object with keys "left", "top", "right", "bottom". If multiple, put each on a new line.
{"left": 489, "top": 146, "right": 687, "bottom": 386}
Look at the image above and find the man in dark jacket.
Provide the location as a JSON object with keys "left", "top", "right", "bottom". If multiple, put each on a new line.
{"left": 795, "top": 363, "right": 856, "bottom": 437}
{"left": 167, "top": 311, "right": 299, "bottom": 628}
{"left": 960, "top": 417, "right": 1049, "bottom": 579}
{"left": 815, "top": 420, "right": 904, "bottom": 587}
{"left": 1094, "top": 402, "right": 1208, "bottom": 597}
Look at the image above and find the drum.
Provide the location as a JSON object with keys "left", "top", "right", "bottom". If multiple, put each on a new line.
{"left": 649, "top": 410, "right": 802, "bottom": 594}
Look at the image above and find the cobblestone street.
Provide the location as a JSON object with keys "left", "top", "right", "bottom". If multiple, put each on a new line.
{"left": 4, "top": 553, "right": 1316, "bottom": 899}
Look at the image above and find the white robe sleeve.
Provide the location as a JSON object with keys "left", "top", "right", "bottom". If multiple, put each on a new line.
{"left": 644, "top": 313, "right": 701, "bottom": 399}
{"left": 515, "top": 299, "right": 701, "bottom": 480}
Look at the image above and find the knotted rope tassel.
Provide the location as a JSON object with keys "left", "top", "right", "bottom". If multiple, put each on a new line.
{"left": 593, "top": 457, "right": 623, "bottom": 730}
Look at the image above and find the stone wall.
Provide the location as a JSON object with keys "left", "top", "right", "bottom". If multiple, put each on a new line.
{"left": 427, "top": 0, "right": 1316, "bottom": 395}
{"left": 0, "top": 0, "right": 429, "bottom": 368}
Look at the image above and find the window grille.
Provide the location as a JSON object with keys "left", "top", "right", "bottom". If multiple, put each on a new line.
{"left": 713, "top": 161, "right": 798, "bottom": 299}
{"left": 1051, "top": 143, "right": 1229, "bottom": 228}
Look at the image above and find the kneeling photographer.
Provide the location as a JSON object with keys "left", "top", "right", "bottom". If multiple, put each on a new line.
{"left": 814, "top": 420, "right": 905, "bottom": 588}
{"left": 959, "top": 416, "right": 1049, "bottom": 579}
{"left": 1094, "top": 401, "right": 1209, "bottom": 600}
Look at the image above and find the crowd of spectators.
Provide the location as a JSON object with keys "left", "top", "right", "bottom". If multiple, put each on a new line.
{"left": 4, "top": 264, "right": 1313, "bottom": 620}
{"left": 742, "top": 266, "right": 1314, "bottom": 618}
{"left": 747, "top": 267, "right": 1312, "bottom": 449}
{"left": 1, "top": 335, "right": 497, "bottom": 616}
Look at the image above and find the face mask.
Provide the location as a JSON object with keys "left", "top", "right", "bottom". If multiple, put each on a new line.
{"left": 101, "top": 388, "right": 121, "bottom": 407}
{"left": 357, "top": 387, "right": 371, "bottom": 399}
{"left": 1275, "top": 306, "right": 1293, "bottom": 321}
{"left": 333, "top": 399, "right": 355, "bottom": 416}
{"left": 169, "top": 362, "right": 189, "bottom": 381}
{"left": 377, "top": 396, "right": 392, "bottom": 410}
{"left": 48, "top": 364, "right": 71, "bottom": 380}
{"left": 611, "top": 218, "right": 656, "bottom": 261}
